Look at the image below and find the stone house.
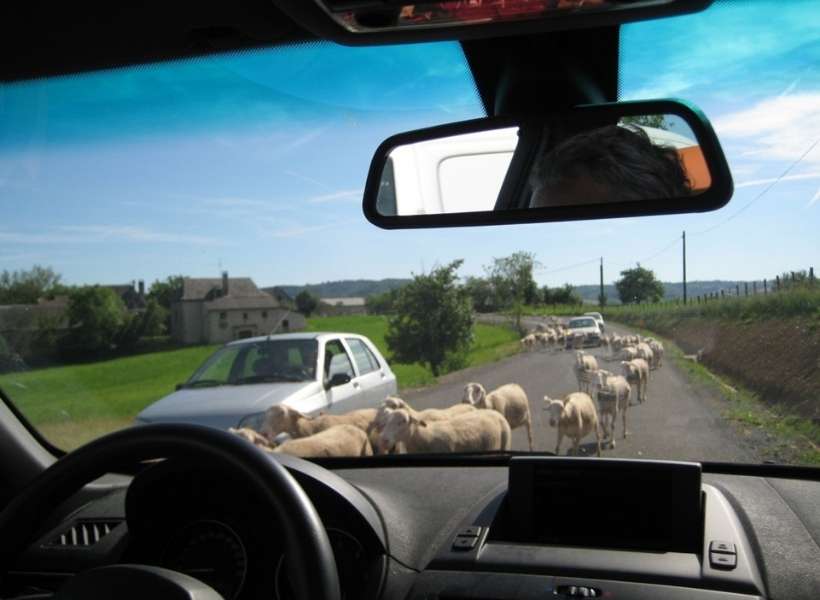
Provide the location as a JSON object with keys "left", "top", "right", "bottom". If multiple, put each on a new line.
{"left": 171, "top": 273, "right": 305, "bottom": 345}
{"left": 318, "top": 296, "right": 367, "bottom": 316}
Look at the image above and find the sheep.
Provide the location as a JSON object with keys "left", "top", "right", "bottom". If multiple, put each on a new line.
{"left": 648, "top": 340, "right": 665, "bottom": 369}
{"left": 636, "top": 342, "right": 655, "bottom": 366}
{"left": 520, "top": 333, "right": 536, "bottom": 352}
{"left": 543, "top": 392, "right": 601, "bottom": 457}
{"left": 608, "top": 334, "right": 624, "bottom": 357}
{"left": 592, "top": 370, "right": 631, "bottom": 447}
{"left": 573, "top": 350, "right": 599, "bottom": 393}
{"left": 272, "top": 424, "right": 373, "bottom": 457}
{"left": 568, "top": 332, "right": 585, "bottom": 350}
{"left": 228, "top": 427, "right": 276, "bottom": 450}
{"left": 377, "top": 395, "right": 476, "bottom": 428}
{"left": 621, "top": 358, "right": 650, "bottom": 404}
{"left": 462, "top": 382, "right": 534, "bottom": 451}
{"left": 619, "top": 345, "right": 639, "bottom": 361}
{"left": 260, "top": 405, "right": 378, "bottom": 440}
{"left": 376, "top": 408, "right": 511, "bottom": 454}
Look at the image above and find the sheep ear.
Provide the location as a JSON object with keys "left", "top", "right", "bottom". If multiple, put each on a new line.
{"left": 418, "top": 420, "right": 428, "bottom": 428}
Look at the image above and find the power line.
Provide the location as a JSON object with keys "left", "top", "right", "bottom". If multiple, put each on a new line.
{"left": 691, "top": 137, "right": 820, "bottom": 236}
{"left": 537, "top": 256, "right": 601, "bottom": 275}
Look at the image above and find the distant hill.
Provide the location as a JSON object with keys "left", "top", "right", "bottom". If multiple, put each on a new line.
{"left": 279, "top": 279, "right": 411, "bottom": 299}
{"left": 574, "top": 280, "right": 754, "bottom": 304}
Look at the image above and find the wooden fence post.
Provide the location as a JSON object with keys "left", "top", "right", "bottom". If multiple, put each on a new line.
{"left": 764, "top": 279, "right": 768, "bottom": 294}
{"left": 744, "top": 282, "right": 749, "bottom": 296}
{"left": 776, "top": 275, "right": 781, "bottom": 291}
{"left": 810, "top": 267, "right": 815, "bottom": 284}
{"left": 721, "top": 290, "right": 725, "bottom": 298}
{"left": 753, "top": 281, "right": 757, "bottom": 295}
{"left": 696, "top": 296, "right": 701, "bottom": 304}
{"left": 736, "top": 284, "right": 740, "bottom": 296}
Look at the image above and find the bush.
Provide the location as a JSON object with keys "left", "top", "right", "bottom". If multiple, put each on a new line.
{"left": 59, "top": 287, "right": 127, "bottom": 358}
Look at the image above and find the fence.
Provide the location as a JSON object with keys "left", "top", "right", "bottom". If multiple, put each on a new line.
{"left": 687, "top": 266, "right": 815, "bottom": 306}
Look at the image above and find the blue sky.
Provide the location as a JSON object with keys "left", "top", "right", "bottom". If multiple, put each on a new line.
{"left": 1, "top": 0, "right": 818, "bottom": 290}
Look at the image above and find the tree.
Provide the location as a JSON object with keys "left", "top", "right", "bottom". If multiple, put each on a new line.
{"left": 366, "top": 288, "right": 401, "bottom": 314}
{"left": 0, "top": 265, "right": 67, "bottom": 304}
{"left": 463, "top": 276, "right": 497, "bottom": 313}
{"left": 60, "top": 286, "right": 127, "bottom": 356}
{"left": 147, "top": 275, "right": 184, "bottom": 309}
{"left": 621, "top": 114, "right": 669, "bottom": 130}
{"left": 295, "top": 290, "right": 320, "bottom": 316}
{"left": 542, "top": 284, "right": 582, "bottom": 305}
{"left": 385, "top": 260, "right": 474, "bottom": 376}
{"left": 485, "top": 252, "right": 540, "bottom": 332}
{"left": 615, "top": 265, "right": 665, "bottom": 304}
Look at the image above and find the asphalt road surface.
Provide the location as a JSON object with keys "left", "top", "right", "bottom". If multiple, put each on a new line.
{"left": 404, "top": 317, "right": 757, "bottom": 463}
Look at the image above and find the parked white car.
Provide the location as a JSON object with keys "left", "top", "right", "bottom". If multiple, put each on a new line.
{"left": 566, "top": 316, "right": 603, "bottom": 347}
{"left": 135, "top": 332, "right": 397, "bottom": 431}
{"left": 583, "top": 311, "right": 606, "bottom": 333}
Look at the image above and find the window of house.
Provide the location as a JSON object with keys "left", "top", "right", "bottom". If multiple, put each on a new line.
{"left": 345, "top": 338, "right": 381, "bottom": 374}
{"left": 242, "top": 312, "right": 248, "bottom": 321}
{"left": 262, "top": 311, "right": 268, "bottom": 319}
{"left": 219, "top": 312, "right": 227, "bottom": 320}
{"left": 282, "top": 319, "right": 289, "bottom": 332}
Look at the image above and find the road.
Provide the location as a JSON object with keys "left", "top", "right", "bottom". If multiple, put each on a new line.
{"left": 403, "top": 317, "right": 758, "bottom": 463}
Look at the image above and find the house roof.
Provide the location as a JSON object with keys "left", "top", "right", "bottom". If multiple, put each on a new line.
{"left": 320, "top": 297, "right": 366, "bottom": 307}
{"left": 181, "top": 277, "right": 272, "bottom": 302}
{"left": 261, "top": 286, "right": 292, "bottom": 301}
{"left": 0, "top": 303, "right": 68, "bottom": 331}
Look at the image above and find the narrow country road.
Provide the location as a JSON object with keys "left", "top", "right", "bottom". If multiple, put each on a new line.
{"left": 402, "top": 316, "right": 758, "bottom": 463}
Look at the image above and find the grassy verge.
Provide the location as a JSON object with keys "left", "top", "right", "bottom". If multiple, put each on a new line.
{"left": 614, "top": 322, "right": 820, "bottom": 465}
{"left": 306, "top": 315, "right": 520, "bottom": 389}
{"left": 1, "top": 316, "right": 520, "bottom": 449}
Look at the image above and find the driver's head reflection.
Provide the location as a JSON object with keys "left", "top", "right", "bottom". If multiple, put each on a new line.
{"left": 530, "top": 125, "right": 691, "bottom": 208}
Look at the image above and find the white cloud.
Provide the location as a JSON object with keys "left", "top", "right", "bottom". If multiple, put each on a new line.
{"left": 714, "top": 92, "right": 820, "bottom": 165}
{"left": 735, "top": 171, "right": 820, "bottom": 189}
{"left": 306, "top": 189, "right": 362, "bottom": 204}
{"left": 0, "top": 225, "right": 226, "bottom": 246}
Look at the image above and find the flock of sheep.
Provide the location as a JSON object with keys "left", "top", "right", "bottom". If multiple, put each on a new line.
{"left": 228, "top": 322, "right": 664, "bottom": 459}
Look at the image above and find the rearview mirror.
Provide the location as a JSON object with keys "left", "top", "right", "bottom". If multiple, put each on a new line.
{"left": 326, "top": 373, "right": 352, "bottom": 389}
{"left": 363, "top": 100, "right": 732, "bottom": 228}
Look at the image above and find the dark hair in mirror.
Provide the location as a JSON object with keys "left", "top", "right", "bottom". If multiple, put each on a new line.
{"left": 530, "top": 124, "right": 691, "bottom": 208}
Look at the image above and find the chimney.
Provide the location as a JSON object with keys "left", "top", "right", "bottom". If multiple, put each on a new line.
{"left": 138, "top": 280, "right": 145, "bottom": 299}
{"left": 222, "top": 271, "right": 229, "bottom": 296}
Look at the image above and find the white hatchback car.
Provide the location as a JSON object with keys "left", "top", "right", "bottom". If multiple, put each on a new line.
{"left": 135, "top": 332, "right": 397, "bottom": 431}
{"left": 583, "top": 311, "right": 606, "bottom": 333}
{"left": 566, "top": 316, "right": 603, "bottom": 348}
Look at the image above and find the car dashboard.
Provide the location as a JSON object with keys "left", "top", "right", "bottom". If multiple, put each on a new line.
{"left": 2, "top": 455, "right": 819, "bottom": 600}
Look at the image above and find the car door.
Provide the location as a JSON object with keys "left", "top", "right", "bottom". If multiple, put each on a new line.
{"left": 321, "top": 338, "right": 367, "bottom": 413}
{"left": 344, "top": 337, "right": 395, "bottom": 405}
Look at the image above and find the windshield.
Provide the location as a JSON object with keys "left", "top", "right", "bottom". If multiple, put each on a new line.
{"left": 1, "top": 0, "right": 818, "bottom": 465}
{"left": 188, "top": 339, "right": 318, "bottom": 386}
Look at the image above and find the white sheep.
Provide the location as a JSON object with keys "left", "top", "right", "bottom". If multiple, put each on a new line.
{"left": 619, "top": 345, "right": 639, "bottom": 361}
{"left": 260, "top": 405, "right": 378, "bottom": 440}
{"left": 573, "top": 350, "right": 599, "bottom": 393}
{"left": 228, "top": 427, "right": 276, "bottom": 450}
{"left": 462, "top": 382, "right": 534, "bottom": 451}
{"left": 620, "top": 358, "right": 650, "bottom": 404}
{"left": 376, "top": 408, "right": 512, "bottom": 454}
{"left": 521, "top": 333, "right": 536, "bottom": 352}
{"left": 272, "top": 424, "right": 373, "bottom": 457}
{"left": 636, "top": 342, "right": 655, "bottom": 366}
{"left": 648, "top": 340, "right": 665, "bottom": 369}
{"left": 543, "top": 392, "right": 601, "bottom": 456}
{"left": 592, "top": 370, "right": 631, "bottom": 447}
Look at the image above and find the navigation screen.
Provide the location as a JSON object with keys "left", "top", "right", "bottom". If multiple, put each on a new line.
{"left": 506, "top": 458, "right": 703, "bottom": 553}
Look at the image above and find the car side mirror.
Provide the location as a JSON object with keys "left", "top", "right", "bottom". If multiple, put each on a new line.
{"left": 325, "top": 373, "right": 352, "bottom": 389}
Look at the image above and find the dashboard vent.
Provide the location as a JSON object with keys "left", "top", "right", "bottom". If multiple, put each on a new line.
{"left": 49, "top": 520, "right": 122, "bottom": 548}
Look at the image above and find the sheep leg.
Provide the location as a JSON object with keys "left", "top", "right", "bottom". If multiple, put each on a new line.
{"left": 595, "top": 424, "right": 602, "bottom": 457}
{"left": 622, "top": 404, "right": 628, "bottom": 439}
{"left": 555, "top": 431, "right": 563, "bottom": 456}
{"left": 526, "top": 416, "right": 534, "bottom": 452}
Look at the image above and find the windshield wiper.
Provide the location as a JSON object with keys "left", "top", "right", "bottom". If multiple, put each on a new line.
{"left": 232, "top": 374, "right": 306, "bottom": 385}
{"left": 182, "top": 379, "right": 226, "bottom": 389}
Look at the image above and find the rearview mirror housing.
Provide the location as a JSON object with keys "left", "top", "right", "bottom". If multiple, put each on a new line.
{"left": 362, "top": 99, "right": 733, "bottom": 229}
{"left": 326, "top": 373, "right": 352, "bottom": 389}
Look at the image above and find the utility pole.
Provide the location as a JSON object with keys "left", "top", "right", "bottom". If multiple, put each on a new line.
{"left": 599, "top": 257, "right": 605, "bottom": 308}
{"left": 682, "top": 230, "right": 687, "bottom": 305}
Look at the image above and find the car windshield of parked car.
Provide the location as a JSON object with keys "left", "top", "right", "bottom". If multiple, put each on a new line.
{"left": 0, "top": 0, "right": 818, "bottom": 465}
{"left": 188, "top": 339, "right": 319, "bottom": 386}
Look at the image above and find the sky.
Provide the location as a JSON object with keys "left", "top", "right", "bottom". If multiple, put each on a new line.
{"left": 1, "top": 0, "right": 818, "bottom": 291}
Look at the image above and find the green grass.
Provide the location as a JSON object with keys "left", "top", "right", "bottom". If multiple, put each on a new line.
{"left": 1, "top": 316, "right": 520, "bottom": 449}
{"left": 0, "top": 345, "right": 217, "bottom": 450}
{"left": 603, "top": 285, "right": 820, "bottom": 324}
{"left": 508, "top": 304, "right": 590, "bottom": 317}
{"left": 306, "top": 315, "right": 520, "bottom": 388}
{"left": 614, "top": 323, "right": 820, "bottom": 466}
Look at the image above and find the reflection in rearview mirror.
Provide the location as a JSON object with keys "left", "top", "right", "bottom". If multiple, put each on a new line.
{"left": 375, "top": 113, "right": 711, "bottom": 218}
{"left": 365, "top": 100, "right": 734, "bottom": 228}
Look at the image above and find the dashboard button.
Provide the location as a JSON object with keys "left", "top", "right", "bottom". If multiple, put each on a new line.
{"left": 458, "top": 526, "right": 482, "bottom": 537}
{"left": 709, "top": 540, "right": 736, "bottom": 554}
{"left": 710, "top": 551, "right": 737, "bottom": 569}
{"left": 452, "top": 536, "right": 478, "bottom": 551}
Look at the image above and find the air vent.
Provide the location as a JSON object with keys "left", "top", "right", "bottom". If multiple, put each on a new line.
{"left": 49, "top": 520, "right": 122, "bottom": 548}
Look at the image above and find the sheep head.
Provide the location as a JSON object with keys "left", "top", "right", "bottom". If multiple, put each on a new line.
{"left": 462, "top": 382, "right": 487, "bottom": 407}
{"left": 543, "top": 397, "right": 564, "bottom": 428}
{"left": 377, "top": 408, "right": 425, "bottom": 454}
{"left": 261, "top": 404, "right": 306, "bottom": 438}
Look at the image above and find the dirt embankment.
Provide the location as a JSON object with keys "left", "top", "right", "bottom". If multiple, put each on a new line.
{"left": 618, "top": 316, "right": 820, "bottom": 421}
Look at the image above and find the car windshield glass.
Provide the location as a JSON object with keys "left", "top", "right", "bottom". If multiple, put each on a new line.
{"left": 1, "top": 0, "right": 818, "bottom": 465}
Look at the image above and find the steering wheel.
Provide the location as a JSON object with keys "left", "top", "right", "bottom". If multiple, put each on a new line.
{"left": 0, "top": 424, "right": 341, "bottom": 600}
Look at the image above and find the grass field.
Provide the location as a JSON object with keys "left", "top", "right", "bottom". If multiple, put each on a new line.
{"left": 0, "top": 316, "right": 518, "bottom": 449}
